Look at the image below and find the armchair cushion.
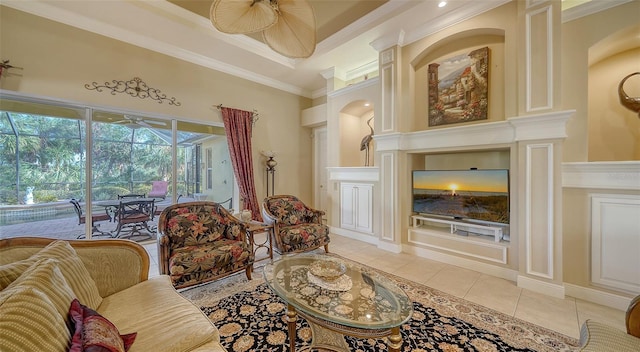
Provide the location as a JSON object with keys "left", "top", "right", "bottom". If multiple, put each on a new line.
{"left": 276, "top": 223, "right": 330, "bottom": 253}
{"left": 168, "top": 240, "right": 251, "bottom": 287}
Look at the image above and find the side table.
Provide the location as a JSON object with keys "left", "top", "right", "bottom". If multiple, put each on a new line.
{"left": 244, "top": 221, "right": 275, "bottom": 264}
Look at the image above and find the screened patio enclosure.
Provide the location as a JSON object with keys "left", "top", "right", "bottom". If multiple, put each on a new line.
{"left": 0, "top": 94, "right": 235, "bottom": 239}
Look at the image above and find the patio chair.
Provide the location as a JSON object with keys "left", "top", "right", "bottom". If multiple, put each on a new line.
{"left": 148, "top": 181, "right": 169, "bottom": 199}
{"left": 157, "top": 201, "right": 254, "bottom": 289}
{"left": 262, "top": 194, "right": 330, "bottom": 254}
{"left": 70, "top": 199, "right": 112, "bottom": 238}
{"left": 113, "top": 198, "right": 155, "bottom": 240}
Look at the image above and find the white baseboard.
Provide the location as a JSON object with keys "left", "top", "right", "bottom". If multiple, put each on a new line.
{"left": 517, "top": 275, "right": 565, "bottom": 298}
{"left": 564, "top": 283, "right": 633, "bottom": 311}
{"left": 330, "top": 226, "right": 378, "bottom": 245}
{"left": 377, "top": 240, "right": 402, "bottom": 253}
{"left": 403, "top": 244, "right": 518, "bottom": 281}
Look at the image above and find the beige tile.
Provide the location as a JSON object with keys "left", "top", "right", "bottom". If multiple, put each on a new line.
{"left": 424, "top": 265, "right": 482, "bottom": 298}
{"left": 575, "top": 298, "right": 626, "bottom": 331}
{"left": 464, "top": 274, "right": 521, "bottom": 315}
{"left": 391, "top": 257, "right": 446, "bottom": 284}
{"left": 514, "top": 290, "right": 579, "bottom": 338}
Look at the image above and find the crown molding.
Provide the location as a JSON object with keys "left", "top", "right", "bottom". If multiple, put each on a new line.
{"left": 371, "top": 0, "right": 510, "bottom": 51}
{"left": 562, "top": 0, "right": 632, "bottom": 23}
{"left": 1, "top": 0, "right": 311, "bottom": 97}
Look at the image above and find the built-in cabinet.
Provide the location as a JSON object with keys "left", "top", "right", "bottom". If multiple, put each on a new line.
{"left": 340, "top": 182, "right": 373, "bottom": 234}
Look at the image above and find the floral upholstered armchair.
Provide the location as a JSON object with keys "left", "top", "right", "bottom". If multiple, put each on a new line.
{"left": 262, "top": 194, "right": 330, "bottom": 254}
{"left": 157, "top": 201, "right": 254, "bottom": 289}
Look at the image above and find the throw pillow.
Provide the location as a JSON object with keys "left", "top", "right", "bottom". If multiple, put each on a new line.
{"left": 0, "top": 240, "right": 103, "bottom": 309}
{"left": 0, "top": 258, "right": 75, "bottom": 352}
{"left": 68, "top": 299, "right": 137, "bottom": 352}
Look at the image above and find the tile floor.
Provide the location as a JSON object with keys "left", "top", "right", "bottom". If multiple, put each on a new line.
{"left": 142, "top": 233, "right": 628, "bottom": 341}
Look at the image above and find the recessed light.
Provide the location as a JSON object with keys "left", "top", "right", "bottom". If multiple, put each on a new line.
{"left": 364, "top": 103, "right": 370, "bottom": 107}
{"left": 438, "top": 1, "right": 447, "bottom": 8}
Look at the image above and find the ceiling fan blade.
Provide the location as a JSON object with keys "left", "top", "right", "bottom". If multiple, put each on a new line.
{"left": 137, "top": 121, "right": 154, "bottom": 128}
{"left": 112, "top": 120, "right": 128, "bottom": 124}
{"left": 142, "top": 119, "right": 167, "bottom": 126}
{"left": 262, "top": 0, "right": 316, "bottom": 58}
{"left": 210, "top": 0, "right": 277, "bottom": 34}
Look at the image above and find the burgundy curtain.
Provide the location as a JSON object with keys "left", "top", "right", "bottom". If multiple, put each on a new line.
{"left": 220, "top": 107, "right": 262, "bottom": 221}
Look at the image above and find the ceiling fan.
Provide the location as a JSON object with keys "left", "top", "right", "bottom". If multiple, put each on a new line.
{"left": 112, "top": 115, "right": 167, "bottom": 129}
{"left": 210, "top": 0, "right": 316, "bottom": 59}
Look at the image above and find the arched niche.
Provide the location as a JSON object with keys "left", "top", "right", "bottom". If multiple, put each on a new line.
{"left": 410, "top": 28, "right": 507, "bottom": 132}
{"left": 587, "top": 24, "right": 640, "bottom": 161}
{"left": 339, "top": 99, "right": 374, "bottom": 167}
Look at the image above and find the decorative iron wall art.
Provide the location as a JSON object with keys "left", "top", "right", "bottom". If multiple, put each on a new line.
{"left": 85, "top": 77, "right": 181, "bottom": 106}
{"left": 428, "top": 47, "right": 489, "bottom": 126}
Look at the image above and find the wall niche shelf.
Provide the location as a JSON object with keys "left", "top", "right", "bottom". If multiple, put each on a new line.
{"left": 411, "top": 215, "right": 507, "bottom": 243}
{"left": 408, "top": 215, "right": 509, "bottom": 264}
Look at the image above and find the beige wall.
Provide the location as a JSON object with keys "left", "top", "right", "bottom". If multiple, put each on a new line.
{"left": 561, "top": 1, "right": 640, "bottom": 162}
{"left": 588, "top": 48, "right": 640, "bottom": 161}
{"left": 0, "top": 6, "right": 313, "bottom": 205}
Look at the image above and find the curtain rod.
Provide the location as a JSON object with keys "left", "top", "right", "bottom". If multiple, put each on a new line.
{"left": 215, "top": 104, "right": 259, "bottom": 123}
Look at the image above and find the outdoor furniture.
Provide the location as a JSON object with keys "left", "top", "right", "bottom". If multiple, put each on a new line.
{"left": 118, "top": 193, "right": 146, "bottom": 200}
{"left": 113, "top": 198, "right": 155, "bottom": 239}
{"left": 148, "top": 181, "right": 169, "bottom": 199}
{"left": 157, "top": 201, "right": 254, "bottom": 289}
{"left": 262, "top": 194, "right": 330, "bottom": 254}
{"left": 69, "top": 199, "right": 112, "bottom": 238}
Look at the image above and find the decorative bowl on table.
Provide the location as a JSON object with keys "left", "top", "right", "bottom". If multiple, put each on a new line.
{"left": 309, "top": 259, "right": 346, "bottom": 282}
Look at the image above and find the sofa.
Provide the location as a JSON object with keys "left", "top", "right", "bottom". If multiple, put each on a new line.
{"left": 0, "top": 237, "right": 227, "bottom": 352}
{"left": 579, "top": 294, "right": 640, "bottom": 351}
{"left": 157, "top": 201, "right": 254, "bottom": 289}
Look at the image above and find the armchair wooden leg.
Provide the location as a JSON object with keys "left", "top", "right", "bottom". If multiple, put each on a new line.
{"left": 245, "top": 265, "right": 252, "bottom": 280}
{"left": 324, "top": 244, "right": 329, "bottom": 253}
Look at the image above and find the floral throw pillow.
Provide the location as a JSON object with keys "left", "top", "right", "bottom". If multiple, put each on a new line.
{"left": 68, "top": 299, "right": 137, "bottom": 352}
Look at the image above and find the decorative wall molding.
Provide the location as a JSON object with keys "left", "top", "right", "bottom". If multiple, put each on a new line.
{"left": 381, "top": 63, "right": 395, "bottom": 133}
{"left": 327, "top": 167, "right": 379, "bottom": 182}
{"left": 590, "top": 194, "right": 640, "bottom": 293}
{"left": 562, "top": 161, "right": 640, "bottom": 190}
{"left": 85, "top": 77, "right": 181, "bottom": 106}
{"left": 524, "top": 143, "right": 554, "bottom": 280}
{"left": 380, "top": 152, "right": 395, "bottom": 241}
{"left": 525, "top": 5, "right": 553, "bottom": 112}
{"left": 374, "top": 110, "right": 574, "bottom": 152}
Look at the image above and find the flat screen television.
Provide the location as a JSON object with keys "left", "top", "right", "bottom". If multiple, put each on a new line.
{"left": 412, "top": 169, "right": 510, "bottom": 224}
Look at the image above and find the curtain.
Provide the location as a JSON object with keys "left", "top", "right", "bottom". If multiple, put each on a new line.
{"left": 220, "top": 107, "right": 262, "bottom": 221}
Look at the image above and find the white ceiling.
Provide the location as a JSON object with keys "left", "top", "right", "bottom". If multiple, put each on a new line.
{"left": 1, "top": 0, "right": 631, "bottom": 98}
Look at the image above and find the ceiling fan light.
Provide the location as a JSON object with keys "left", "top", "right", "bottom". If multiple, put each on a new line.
{"left": 210, "top": 0, "right": 278, "bottom": 34}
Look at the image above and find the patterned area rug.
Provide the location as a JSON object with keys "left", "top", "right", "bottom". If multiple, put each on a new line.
{"left": 180, "top": 257, "right": 579, "bottom": 352}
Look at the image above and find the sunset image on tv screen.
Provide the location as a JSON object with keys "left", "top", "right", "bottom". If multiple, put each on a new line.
{"left": 412, "top": 169, "right": 509, "bottom": 224}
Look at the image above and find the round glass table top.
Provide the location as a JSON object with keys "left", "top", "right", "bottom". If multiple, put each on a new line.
{"left": 263, "top": 253, "right": 413, "bottom": 330}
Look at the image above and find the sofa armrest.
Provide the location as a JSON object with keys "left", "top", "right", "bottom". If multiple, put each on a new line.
{"left": 0, "top": 237, "right": 149, "bottom": 298}
{"left": 580, "top": 319, "right": 640, "bottom": 351}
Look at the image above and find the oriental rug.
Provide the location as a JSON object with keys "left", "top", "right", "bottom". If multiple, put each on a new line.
{"left": 180, "top": 257, "right": 579, "bottom": 352}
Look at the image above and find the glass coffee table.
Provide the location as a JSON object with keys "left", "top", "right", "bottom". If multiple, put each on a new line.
{"left": 263, "top": 253, "right": 413, "bottom": 352}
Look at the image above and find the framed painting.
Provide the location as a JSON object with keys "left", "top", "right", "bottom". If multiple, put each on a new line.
{"left": 428, "top": 47, "right": 489, "bottom": 126}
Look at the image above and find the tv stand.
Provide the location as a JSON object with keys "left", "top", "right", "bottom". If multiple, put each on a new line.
{"left": 411, "top": 215, "right": 504, "bottom": 242}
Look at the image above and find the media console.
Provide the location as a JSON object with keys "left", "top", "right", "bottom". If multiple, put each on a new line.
{"left": 411, "top": 215, "right": 506, "bottom": 242}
